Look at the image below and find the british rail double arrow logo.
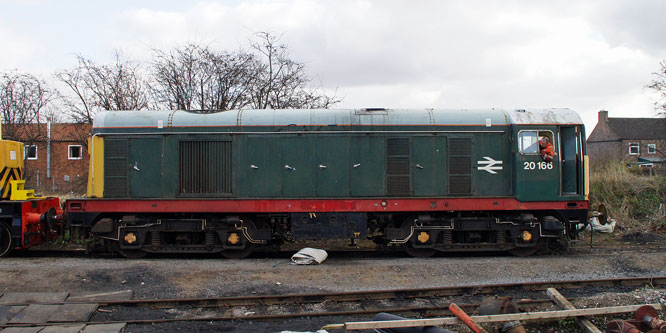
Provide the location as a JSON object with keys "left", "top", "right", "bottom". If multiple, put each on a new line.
{"left": 477, "top": 157, "right": 503, "bottom": 174}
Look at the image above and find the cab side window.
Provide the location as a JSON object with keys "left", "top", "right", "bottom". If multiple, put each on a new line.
{"left": 519, "top": 131, "right": 538, "bottom": 154}
{"left": 519, "top": 130, "right": 554, "bottom": 154}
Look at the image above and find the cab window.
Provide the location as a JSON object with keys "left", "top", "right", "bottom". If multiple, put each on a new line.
{"left": 519, "top": 130, "right": 553, "bottom": 154}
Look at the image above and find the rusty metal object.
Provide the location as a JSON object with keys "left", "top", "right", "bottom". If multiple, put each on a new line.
{"left": 634, "top": 304, "right": 666, "bottom": 331}
{"left": 597, "top": 203, "right": 608, "bottom": 225}
{"left": 607, "top": 320, "right": 641, "bottom": 333}
{"left": 478, "top": 297, "right": 526, "bottom": 333}
{"left": 478, "top": 296, "right": 519, "bottom": 315}
{"left": 449, "top": 303, "right": 488, "bottom": 333}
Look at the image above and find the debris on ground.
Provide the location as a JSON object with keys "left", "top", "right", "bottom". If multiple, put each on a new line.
{"left": 587, "top": 216, "right": 617, "bottom": 233}
{"left": 291, "top": 248, "right": 328, "bottom": 265}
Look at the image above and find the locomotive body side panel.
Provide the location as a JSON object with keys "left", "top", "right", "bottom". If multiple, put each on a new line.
{"left": 466, "top": 131, "right": 512, "bottom": 197}
{"left": 96, "top": 128, "right": 520, "bottom": 199}
{"left": 74, "top": 108, "right": 588, "bottom": 258}
{"left": 412, "top": 135, "right": 446, "bottom": 196}
{"left": 315, "top": 135, "right": 351, "bottom": 197}
{"left": 236, "top": 135, "right": 283, "bottom": 197}
{"left": 129, "top": 137, "right": 164, "bottom": 198}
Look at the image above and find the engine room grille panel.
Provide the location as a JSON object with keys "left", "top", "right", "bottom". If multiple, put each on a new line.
{"left": 387, "top": 138, "right": 410, "bottom": 155}
{"left": 449, "top": 156, "right": 471, "bottom": 175}
{"left": 179, "top": 141, "right": 232, "bottom": 195}
{"left": 449, "top": 138, "right": 472, "bottom": 155}
{"left": 386, "top": 176, "right": 410, "bottom": 195}
{"left": 104, "top": 139, "right": 128, "bottom": 197}
{"left": 386, "top": 138, "right": 410, "bottom": 195}
{"left": 448, "top": 137, "right": 472, "bottom": 195}
{"left": 387, "top": 156, "right": 409, "bottom": 174}
{"left": 449, "top": 175, "right": 472, "bottom": 194}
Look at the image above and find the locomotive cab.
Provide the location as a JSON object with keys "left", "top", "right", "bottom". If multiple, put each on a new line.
{"left": 510, "top": 114, "right": 589, "bottom": 252}
{"left": 515, "top": 125, "right": 587, "bottom": 202}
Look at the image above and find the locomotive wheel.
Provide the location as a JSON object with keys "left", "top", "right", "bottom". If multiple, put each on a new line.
{"left": 0, "top": 223, "right": 12, "bottom": 257}
{"left": 508, "top": 247, "right": 538, "bottom": 257}
{"left": 221, "top": 244, "right": 254, "bottom": 259}
{"left": 221, "top": 218, "right": 259, "bottom": 259}
{"left": 119, "top": 249, "right": 148, "bottom": 259}
{"left": 399, "top": 216, "right": 437, "bottom": 258}
{"left": 405, "top": 242, "right": 437, "bottom": 258}
{"left": 44, "top": 207, "right": 58, "bottom": 232}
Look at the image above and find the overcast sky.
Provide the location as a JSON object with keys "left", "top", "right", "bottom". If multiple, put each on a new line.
{"left": 1, "top": 0, "right": 665, "bottom": 133}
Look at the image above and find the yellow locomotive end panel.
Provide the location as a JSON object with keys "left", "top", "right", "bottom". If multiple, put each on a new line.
{"left": 0, "top": 140, "right": 24, "bottom": 199}
{"left": 87, "top": 136, "right": 105, "bottom": 198}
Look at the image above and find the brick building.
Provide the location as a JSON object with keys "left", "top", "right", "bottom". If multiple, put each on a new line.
{"left": 587, "top": 110, "right": 666, "bottom": 167}
{"left": 4, "top": 123, "right": 91, "bottom": 194}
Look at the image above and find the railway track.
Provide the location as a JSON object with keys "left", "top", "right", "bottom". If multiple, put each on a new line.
{"left": 2, "top": 275, "right": 665, "bottom": 329}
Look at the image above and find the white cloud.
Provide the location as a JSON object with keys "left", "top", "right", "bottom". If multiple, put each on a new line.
{"left": 0, "top": 22, "right": 39, "bottom": 72}
{"left": 1, "top": 0, "right": 664, "bottom": 132}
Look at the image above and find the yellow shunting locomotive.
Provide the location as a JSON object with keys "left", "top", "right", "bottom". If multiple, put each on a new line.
{"left": 0, "top": 122, "right": 61, "bottom": 257}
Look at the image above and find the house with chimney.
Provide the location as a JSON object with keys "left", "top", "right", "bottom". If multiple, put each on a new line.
{"left": 587, "top": 110, "right": 666, "bottom": 167}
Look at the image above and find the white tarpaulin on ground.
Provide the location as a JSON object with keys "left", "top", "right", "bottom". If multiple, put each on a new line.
{"left": 291, "top": 248, "right": 328, "bottom": 265}
{"left": 581, "top": 217, "right": 617, "bottom": 233}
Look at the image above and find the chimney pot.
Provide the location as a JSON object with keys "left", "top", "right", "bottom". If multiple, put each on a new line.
{"left": 599, "top": 110, "right": 608, "bottom": 123}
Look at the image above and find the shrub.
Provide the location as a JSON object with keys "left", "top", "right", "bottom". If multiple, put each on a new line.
{"left": 589, "top": 161, "right": 666, "bottom": 232}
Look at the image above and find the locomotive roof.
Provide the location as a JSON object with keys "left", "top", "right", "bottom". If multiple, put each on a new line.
{"left": 93, "top": 108, "right": 582, "bottom": 132}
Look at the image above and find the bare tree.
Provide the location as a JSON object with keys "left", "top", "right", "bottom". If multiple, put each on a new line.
{"left": 248, "top": 32, "right": 338, "bottom": 109}
{"left": 150, "top": 43, "right": 258, "bottom": 112}
{"left": 0, "top": 71, "right": 54, "bottom": 142}
{"left": 150, "top": 43, "right": 203, "bottom": 111}
{"left": 55, "top": 52, "right": 149, "bottom": 123}
{"left": 648, "top": 59, "right": 666, "bottom": 116}
{"left": 204, "top": 49, "right": 257, "bottom": 110}
{"left": 150, "top": 33, "right": 338, "bottom": 112}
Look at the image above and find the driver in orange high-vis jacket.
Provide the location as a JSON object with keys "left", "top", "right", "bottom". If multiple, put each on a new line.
{"left": 539, "top": 137, "right": 554, "bottom": 162}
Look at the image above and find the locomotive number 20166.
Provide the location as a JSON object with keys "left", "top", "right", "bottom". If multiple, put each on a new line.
{"left": 524, "top": 161, "right": 553, "bottom": 170}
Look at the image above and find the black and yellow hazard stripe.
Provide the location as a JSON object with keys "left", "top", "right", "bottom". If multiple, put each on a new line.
{"left": 0, "top": 167, "right": 22, "bottom": 199}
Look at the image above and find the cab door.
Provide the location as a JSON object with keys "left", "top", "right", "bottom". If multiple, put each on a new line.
{"left": 514, "top": 129, "right": 559, "bottom": 201}
{"left": 560, "top": 126, "right": 582, "bottom": 195}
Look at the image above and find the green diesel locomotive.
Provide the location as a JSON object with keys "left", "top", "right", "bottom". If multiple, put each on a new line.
{"left": 65, "top": 108, "right": 588, "bottom": 258}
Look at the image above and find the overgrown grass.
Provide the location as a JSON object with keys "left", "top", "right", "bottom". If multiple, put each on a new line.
{"left": 590, "top": 161, "right": 666, "bottom": 233}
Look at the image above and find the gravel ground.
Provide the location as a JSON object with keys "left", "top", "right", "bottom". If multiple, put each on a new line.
{"left": 1, "top": 241, "right": 666, "bottom": 332}
{"left": 2, "top": 250, "right": 666, "bottom": 298}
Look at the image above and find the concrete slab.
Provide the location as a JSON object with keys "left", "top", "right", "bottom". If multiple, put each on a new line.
{"left": 8, "top": 304, "right": 60, "bottom": 324}
{"left": 0, "top": 327, "right": 44, "bottom": 333}
{"left": 0, "top": 293, "right": 69, "bottom": 305}
{"left": 48, "top": 303, "right": 98, "bottom": 322}
{"left": 67, "top": 290, "right": 133, "bottom": 303}
{"left": 0, "top": 305, "right": 26, "bottom": 325}
{"left": 39, "top": 324, "right": 87, "bottom": 333}
{"left": 81, "top": 323, "right": 127, "bottom": 333}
